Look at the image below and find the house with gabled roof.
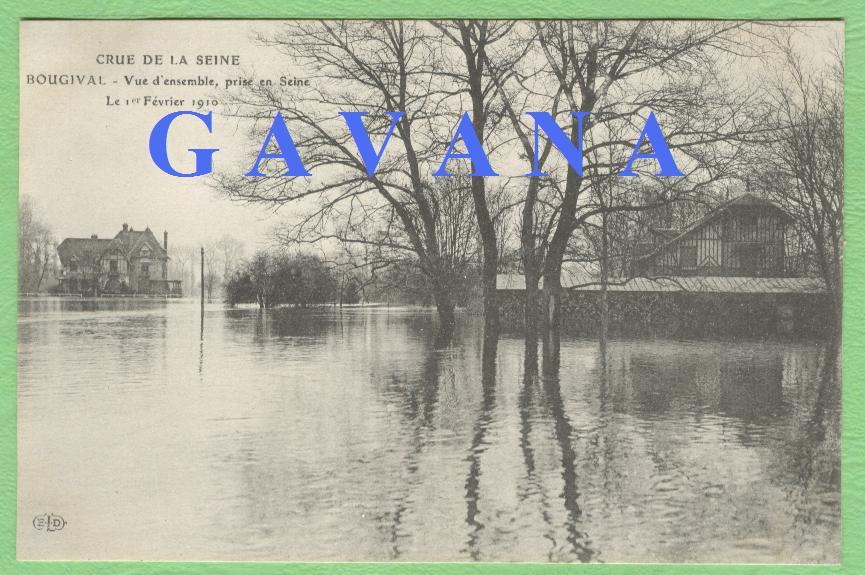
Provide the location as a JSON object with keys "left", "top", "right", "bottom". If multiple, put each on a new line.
{"left": 56, "top": 223, "right": 181, "bottom": 296}
{"left": 634, "top": 193, "right": 795, "bottom": 278}
{"left": 495, "top": 194, "right": 828, "bottom": 335}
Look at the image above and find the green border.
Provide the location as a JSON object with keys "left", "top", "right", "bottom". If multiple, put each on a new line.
{"left": 2, "top": 1, "right": 860, "bottom": 573}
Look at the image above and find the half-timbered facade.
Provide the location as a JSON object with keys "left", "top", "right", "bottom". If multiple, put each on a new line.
{"left": 635, "top": 194, "right": 794, "bottom": 277}
{"left": 57, "top": 224, "right": 181, "bottom": 296}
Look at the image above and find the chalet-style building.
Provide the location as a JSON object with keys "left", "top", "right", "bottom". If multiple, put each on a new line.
{"left": 496, "top": 194, "right": 828, "bottom": 335}
{"left": 634, "top": 193, "right": 794, "bottom": 277}
{"left": 56, "top": 224, "right": 181, "bottom": 296}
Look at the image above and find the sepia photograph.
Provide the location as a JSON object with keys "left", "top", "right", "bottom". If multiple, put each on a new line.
{"left": 17, "top": 19, "right": 841, "bottom": 563}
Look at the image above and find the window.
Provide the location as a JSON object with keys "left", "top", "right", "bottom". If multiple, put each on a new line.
{"left": 679, "top": 245, "right": 698, "bottom": 270}
{"left": 141, "top": 263, "right": 150, "bottom": 275}
{"left": 69, "top": 261, "right": 78, "bottom": 272}
{"left": 109, "top": 260, "right": 118, "bottom": 273}
{"left": 140, "top": 247, "right": 150, "bottom": 257}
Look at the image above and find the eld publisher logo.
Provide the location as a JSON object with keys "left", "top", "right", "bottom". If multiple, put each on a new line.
{"left": 32, "top": 514, "right": 66, "bottom": 532}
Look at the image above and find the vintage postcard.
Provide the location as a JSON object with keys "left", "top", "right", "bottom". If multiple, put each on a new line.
{"left": 17, "top": 19, "right": 842, "bottom": 563}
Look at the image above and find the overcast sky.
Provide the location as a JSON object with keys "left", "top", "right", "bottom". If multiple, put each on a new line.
{"left": 21, "top": 20, "right": 297, "bottom": 254}
{"left": 20, "top": 20, "right": 843, "bottom": 256}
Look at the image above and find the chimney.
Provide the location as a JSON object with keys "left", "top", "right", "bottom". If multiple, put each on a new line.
{"left": 122, "top": 223, "right": 128, "bottom": 232}
{"left": 164, "top": 231, "right": 168, "bottom": 252}
{"left": 91, "top": 234, "right": 98, "bottom": 239}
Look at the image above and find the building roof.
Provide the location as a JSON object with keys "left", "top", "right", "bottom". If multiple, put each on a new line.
{"left": 638, "top": 193, "right": 794, "bottom": 261}
{"left": 650, "top": 227, "right": 680, "bottom": 239}
{"left": 496, "top": 273, "right": 826, "bottom": 294}
{"left": 109, "top": 227, "right": 167, "bottom": 258}
{"left": 56, "top": 237, "right": 113, "bottom": 262}
{"left": 57, "top": 225, "right": 167, "bottom": 264}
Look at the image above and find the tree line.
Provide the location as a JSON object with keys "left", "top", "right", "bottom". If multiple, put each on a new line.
{"left": 142, "top": 23, "right": 858, "bottom": 344}
{"left": 19, "top": 22, "right": 843, "bottom": 347}
{"left": 19, "top": 195, "right": 55, "bottom": 294}
{"left": 224, "top": 250, "right": 360, "bottom": 308}
{"left": 167, "top": 235, "right": 245, "bottom": 300}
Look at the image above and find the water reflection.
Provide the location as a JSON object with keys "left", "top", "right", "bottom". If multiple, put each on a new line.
{"left": 464, "top": 333, "right": 497, "bottom": 560}
{"left": 520, "top": 343, "right": 595, "bottom": 562}
{"left": 17, "top": 300, "right": 839, "bottom": 563}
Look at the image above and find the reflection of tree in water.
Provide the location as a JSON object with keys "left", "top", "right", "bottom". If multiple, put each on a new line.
{"left": 803, "top": 340, "right": 840, "bottom": 454}
{"left": 718, "top": 350, "right": 785, "bottom": 423}
{"left": 801, "top": 342, "right": 839, "bottom": 465}
{"left": 373, "top": 327, "right": 451, "bottom": 558}
{"left": 515, "top": 336, "right": 594, "bottom": 562}
{"left": 517, "top": 344, "right": 558, "bottom": 558}
{"left": 463, "top": 334, "right": 498, "bottom": 560}
{"left": 772, "top": 340, "right": 840, "bottom": 541}
{"left": 217, "top": 310, "right": 454, "bottom": 559}
{"left": 205, "top": 309, "right": 839, "bottom": 561}
{"left": 541, "top": 348, "right": 595, "bottom": 562}
{"left": 600, "top": 338, "right": 838, "bottom": 561}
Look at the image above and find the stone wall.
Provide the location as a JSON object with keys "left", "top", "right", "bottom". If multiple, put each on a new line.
{"left": 498, "top": 289, "right": 830, "bottom": 337}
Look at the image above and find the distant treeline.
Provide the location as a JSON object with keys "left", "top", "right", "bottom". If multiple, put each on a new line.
{"left": 209, "top": 21, "right": 843, "bottom": 341}
{"left": 224, "top": 249, "right": 484, "bottom": 309}
{"left": 224, "top": 251, "right": 354, "bottom": 307}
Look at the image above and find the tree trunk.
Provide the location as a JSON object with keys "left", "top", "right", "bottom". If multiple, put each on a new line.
{"left": 542, "top": 259, "right": 563, "bottom": 336}
{"left": 541, "top": 119, "right": 585, "bottom": 341}
{"left": 828, "top": 266, "right": 842, "bottom": 340}
{"left": 36, "top": 259, "right": 49, "bottom": 292}
{"left": 829, "top": 228, "right": 843, "bottom": 339}
{"left": 541, "top": 263, "right": 562, "bottom": 371}
{"left": 815, "top": 232, "right": 842, "bottom": 339}
{"left": 522, "top": 177, "right": 542, "bottom": 348}
{"left": 480, "top": 248, "right": 498, "bottom": 334}
{"left": 469, "top": 118, "right": 498, "bottom": 334}
{"left": 599, "top": 210, "right": 610, "bottom": 343}
{"left": 432, "top": 282, "right": 457, "bottom": 336}
{"left": 464, "top": 23, "right": 499, "bottom": 336}
{"left": 524, "top": 271, "right": 540, "bottom": 344}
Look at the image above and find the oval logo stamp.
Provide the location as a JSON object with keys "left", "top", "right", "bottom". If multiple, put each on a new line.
{"left": 32, "top": 514, "right": 66, "bottom": 532}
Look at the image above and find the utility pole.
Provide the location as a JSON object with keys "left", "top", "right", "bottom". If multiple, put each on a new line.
{"left": 199, "top": 246, "right": 205, "bottom": 362}
{"left": 200, "top": 247, "right": 205, "bottom": 320}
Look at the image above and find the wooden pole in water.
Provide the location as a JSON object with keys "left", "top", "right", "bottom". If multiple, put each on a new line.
{"left": 199, "top": 246, "right": 205, "bottom": 364}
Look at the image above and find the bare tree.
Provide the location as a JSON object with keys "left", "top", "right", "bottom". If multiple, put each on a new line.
{"left": 168, "top": 244, "right": 190, "bottom": 295}
{"left": 213, "top": 21, "right": 468, "bottom": 333}
{"left": 203, "top": 240, "right": 221, "bottom": 302}
{"left": 216, "top": 234, "right": 245, "bottom": 283}
{"left": 18, "top": 195, "right": 56, "bottom": 293}
{"left": 432, "top": 20, "right": 515, "bottom": 334}
{"left": 272, "top": 173, "right": 485, "bottom": 312}
{"left": 760, "top": 39, "right": 842, "bottom": 332}
{"left": 172, "top": 244, "right": 200, "bottom": 297}
{"left": 212, "top": 20, "right": 792, "bottom": 345}
{"left": 248, "top": 250, "right": 274, "bottom": 308}
{"left": 485, "top": 21, "right": 772, "bottom": 342}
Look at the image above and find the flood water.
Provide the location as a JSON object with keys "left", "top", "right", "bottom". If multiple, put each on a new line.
{"left": 17, "top": 299, "right": 840, "bottom": 563}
